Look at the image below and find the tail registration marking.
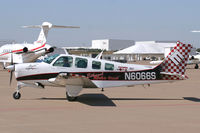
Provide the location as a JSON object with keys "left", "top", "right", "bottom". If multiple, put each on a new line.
{"left": 125, "top": 72, "right": 156, "bottom": 80}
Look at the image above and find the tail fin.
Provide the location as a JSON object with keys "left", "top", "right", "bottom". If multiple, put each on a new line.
{"left": 157, "top": 41, "right": 192, "bottom": 79}
{"left": 22, "top": 22, "right": 80, "bottom": 45}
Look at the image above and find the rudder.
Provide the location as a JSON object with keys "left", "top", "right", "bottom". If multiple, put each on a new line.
{"left": 158, "top": 41, "right": 192, "bottom": 77}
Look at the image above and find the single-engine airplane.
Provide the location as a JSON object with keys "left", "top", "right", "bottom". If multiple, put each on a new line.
{"left": 6, "top": 41, "right": 192, "bottom": 101}
{"left": 0, "top": 22, "right": 79, "bottom": 68}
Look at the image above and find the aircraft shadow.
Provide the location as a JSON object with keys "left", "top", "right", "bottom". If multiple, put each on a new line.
{"left": 39, "top": 97, "right": 67, "bottom": 100}
{"left": 76, "top": 95, "right": 183, "bottom": 106}
{"left": 39, "top": 94, "right": 116, "bottom": 106}
{"left": 37, "top": 94, "right": 187, "bottom": 106}
{"left": 183, "top": 97, "right": 200, "bottom": 102}
{"left": 77, "top": 94, "right": 116, "bottom": 106}
{"left": 110, "top": 98, "right": 183, "bottom": 101}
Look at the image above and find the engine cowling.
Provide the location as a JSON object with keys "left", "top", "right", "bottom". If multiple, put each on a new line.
{"left": 46, "top": 47, "right": 54, "bottom": 53}
{"left": 23, "top": 47, "right": 28, "bottom": 52}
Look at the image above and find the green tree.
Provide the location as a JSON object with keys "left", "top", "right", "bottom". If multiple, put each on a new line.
{"left": 196, "top": 48, "right": 200, "bottom": 52}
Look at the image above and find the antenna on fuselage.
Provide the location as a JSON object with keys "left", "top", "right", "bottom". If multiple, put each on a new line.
{"left": 63, "top": 48, "right": 69, "bottom": 55}
{"left": 95, "top": 50, "right": 104, "bottom": 59}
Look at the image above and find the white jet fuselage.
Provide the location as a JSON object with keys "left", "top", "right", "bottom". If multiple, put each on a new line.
{"left": 0, "top": 43, "right": 51, "bottom": 63}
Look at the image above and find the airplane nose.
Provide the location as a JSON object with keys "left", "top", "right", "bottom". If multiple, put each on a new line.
{"left": 6, "top": 65, "right": 15, "bottom": 71}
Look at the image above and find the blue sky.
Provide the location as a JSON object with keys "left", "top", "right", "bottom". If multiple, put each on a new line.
{"left": 0, "top": 0, "right": 200, "bottom": 47}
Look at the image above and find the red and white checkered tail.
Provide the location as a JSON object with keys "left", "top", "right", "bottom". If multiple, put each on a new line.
{"left": 158, "top": 41, "right": 192, "bottom": 79}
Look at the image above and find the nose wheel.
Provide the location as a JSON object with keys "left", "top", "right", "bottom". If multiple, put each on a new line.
{"left": 13, "top": 92, "right": 21, "bottom": 100}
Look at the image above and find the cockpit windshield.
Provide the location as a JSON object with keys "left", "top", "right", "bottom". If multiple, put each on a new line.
{"left": 43, "top": 54, "right": 59, "bottom": 64}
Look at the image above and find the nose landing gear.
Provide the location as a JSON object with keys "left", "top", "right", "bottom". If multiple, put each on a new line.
{"left": 13, "top": 92, "right": 21, "bottom": 99}
{"left": 12, "top": 82, "right": 23, "bottom": 100}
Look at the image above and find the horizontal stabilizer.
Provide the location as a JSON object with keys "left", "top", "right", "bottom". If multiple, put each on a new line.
{"left": 191, "top": 30, "right": 200, "bottom": 32}
{"left": 22, "top": 25, "right": 80, "bottom": 29}
{"left": 52, "top": 25, "right": 80, "bottom": 28}
{"left": 160, "top": 72, "right": 188, "bottom": 80}
{"left": 22, "top": 22, "right": 80, "bottom": 29}
{"left": 22, "top": 22, "right": 80, "bottom": 44}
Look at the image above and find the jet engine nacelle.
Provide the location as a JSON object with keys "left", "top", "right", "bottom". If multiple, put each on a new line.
{"left": 46, "top": 47, "right": 54, "bottom": 53}
{"left": 23, "top": 47, "right": 28, "bottom": 53}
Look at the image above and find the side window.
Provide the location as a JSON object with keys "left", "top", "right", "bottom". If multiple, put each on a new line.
{"left": 53, "top": 56, "right": 73, "bottom": 67}
{"left": 75, "top": 57, "right": 88, "bottom": 68}
{"left": 105, "top": 63, "right": 114, "bottom": 70}
{"left": 92, "top": 61, "right": 101, "bottom": 69}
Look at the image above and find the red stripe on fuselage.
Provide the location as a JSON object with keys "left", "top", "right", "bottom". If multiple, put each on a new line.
{"left": 0, "top": 43, "right": 46, "bottom": 56}
{"left": 30, "top": 43, "right": 46, "bottom": 51}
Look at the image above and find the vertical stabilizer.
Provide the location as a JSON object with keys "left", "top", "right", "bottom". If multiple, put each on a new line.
{"left": 156, "top": 41, "right": 192, "bottom": 80}
{"left": 37, "top": 22, "right": 52, "bottom": 44}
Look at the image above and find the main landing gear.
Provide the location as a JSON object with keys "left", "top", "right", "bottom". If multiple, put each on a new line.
{"left": 195, "top": 64, "right": 199, "bottom": 69}
{"left": 65, "top": 85, "right": 82, "bottom": 102}
{"left": 66, "top": 92, "right": 77, "bottom": 101}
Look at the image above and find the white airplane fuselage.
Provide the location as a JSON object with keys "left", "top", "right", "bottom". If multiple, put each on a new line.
{"left": 8, "top": 42, "right": 192, "bottom": 100}
{"left": 14, "top": 54, "right": 175, "bottom": 89}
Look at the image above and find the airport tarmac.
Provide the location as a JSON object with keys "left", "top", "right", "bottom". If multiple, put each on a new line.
{"left": 0, "top": 65, "right": 200, "bottom": 133}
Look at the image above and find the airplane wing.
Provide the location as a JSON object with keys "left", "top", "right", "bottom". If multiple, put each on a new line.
{"left": 187, "top": 60, "right": 200, "bottom": 65}
{"left": 15, "top": 51, "right": 35, "bottom": 54}
{"left": 48, "top": 72, "right": 97, "bottom": 98}
{"left": 48, "top": 72, "right": 97, "bottom": 88}
{"left": 0, "top": 60, "right": 10, "bottom": 63}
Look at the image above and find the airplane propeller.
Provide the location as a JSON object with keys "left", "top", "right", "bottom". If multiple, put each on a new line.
{"left": 6, "top": 53, "right": 15, "bottom": 85}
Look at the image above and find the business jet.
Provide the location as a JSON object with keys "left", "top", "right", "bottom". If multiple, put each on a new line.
{"left": 0, "top": 22, "right": 79, "bottom": 68}
{"left": 6, "top": 41, "right": 192, "bottom": 101}
{"left": 187, "top": 30, "right": 200, "bottom": 69}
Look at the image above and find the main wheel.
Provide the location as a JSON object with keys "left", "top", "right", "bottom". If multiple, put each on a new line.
{"left": 66, "top": 92, "right": 77, "bottom": 101}
{"left": 195, "top": 64, "right": 199, "bottom": 69}
{"left": 13, "top": 92, "right": 21, "bottom": 100}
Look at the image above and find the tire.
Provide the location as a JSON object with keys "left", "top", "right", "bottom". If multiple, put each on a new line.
{"left": 13, "top": 92, "right": 21, "bottom": 100}
{"left": 195, "top": 64, "right": 199, "bottom": 69}
{"left": 66, "top": 92, "right": 77, "bottom": 101}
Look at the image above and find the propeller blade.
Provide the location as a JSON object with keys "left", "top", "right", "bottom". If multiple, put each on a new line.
{"left": 9, "top": 53, "right": 14, "bottom": 85}
{"left": 11, "top": 53, "right": 13, "bottom": 65}
{"left": 10, "top": 71, "right": 13, "bottom": 85}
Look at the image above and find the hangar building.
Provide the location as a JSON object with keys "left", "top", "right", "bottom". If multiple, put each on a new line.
{"left": 63, "top": 40, "right": 191, "bottom": 62}
{"left": 110, "top": 41, "right": 177, "bottom": 61}
{"left": 92, "top": 39, "right": 135, "bottom": 51}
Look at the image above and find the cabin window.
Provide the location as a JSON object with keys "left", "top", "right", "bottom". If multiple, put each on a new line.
{"left": 92, "top": 61, "right": 101, "bottom": 69}
{"left": 105, "top": 63, "right": 114, "bottom": 70}
{"left": 53, "top": 56, "right": 73, "bottom": 67}
{"left": 43, "top": 54, "right": 59, "bottom": 64}
{"left": 75, "top": 57, "right": 88, "bottom": 68}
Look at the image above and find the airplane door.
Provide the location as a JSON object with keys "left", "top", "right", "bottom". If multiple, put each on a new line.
{"left": 52, "top": 56, "right": 73, "bottom": 72}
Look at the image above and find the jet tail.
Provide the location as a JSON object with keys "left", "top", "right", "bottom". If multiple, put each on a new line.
{"left": 156, "top": 41, "right": 192, "bottom": 80}
{"left": 22, "top": 22, "right": 80, "bottom": 45}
